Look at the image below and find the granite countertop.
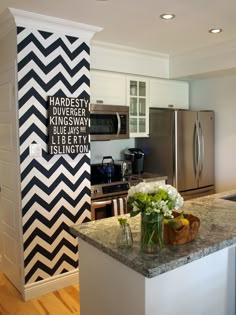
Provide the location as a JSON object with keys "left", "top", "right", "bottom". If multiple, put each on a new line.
{"left": 70, "top": 189, "right": 236, "bottom": 278}
{"left": 129, "top": 173, "right": 168, "bottom": 183}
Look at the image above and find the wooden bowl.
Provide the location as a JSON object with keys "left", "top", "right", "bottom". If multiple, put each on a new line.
{"left": 164, "top": 211, "right": 200, "bottom": 245}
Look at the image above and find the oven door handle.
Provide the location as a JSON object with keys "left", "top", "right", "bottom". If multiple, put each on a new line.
{"left": 91, "top": 199, "right": 112, "bottom": 221}
{"left": 92, "top": 200, "right": 112, "bottom": 206}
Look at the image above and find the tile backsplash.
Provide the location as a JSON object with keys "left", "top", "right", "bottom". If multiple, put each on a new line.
{"left": 91, "top": 138, "right": 135, "bottom": 164}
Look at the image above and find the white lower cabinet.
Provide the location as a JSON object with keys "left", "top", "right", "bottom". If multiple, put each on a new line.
{"left": 150, "top": 79, "right": 189, "bottom": 109}
{"left": 90, "top": 70, "right": 126, "bottom": 105}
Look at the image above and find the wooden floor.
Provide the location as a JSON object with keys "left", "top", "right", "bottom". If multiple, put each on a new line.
{"left": 0, "top": 272, "right": 80, "bottom": 315}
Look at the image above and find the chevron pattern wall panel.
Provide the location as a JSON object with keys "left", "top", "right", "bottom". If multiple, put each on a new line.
{"left": 17, "top": 26, "right": 91, "bottom": 284}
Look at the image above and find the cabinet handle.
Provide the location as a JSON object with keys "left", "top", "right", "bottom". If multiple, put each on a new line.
{"left": 96, "top": 100, "right": 104, "bottom": 104}
{"left": 168, "top": 104, "right": 174, "bottom": 108}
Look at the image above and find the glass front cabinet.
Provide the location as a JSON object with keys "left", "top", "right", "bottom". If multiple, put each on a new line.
{"left": 127, "top": 77, "right": 149, "bottom": 137}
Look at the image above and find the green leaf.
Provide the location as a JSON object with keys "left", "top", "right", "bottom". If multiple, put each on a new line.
{"left": 118, "top": 217, "right": 127, "bottom": 225}
{"left": 130, "top": 210, "right": 140, "bottom": 217}
{"left": 176, "top": 211, "right": 184, "bottom": 219}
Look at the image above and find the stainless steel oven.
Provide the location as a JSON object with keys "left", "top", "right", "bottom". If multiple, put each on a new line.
{"left": 90, "top": 104, "right": 129, "bottom": 141}
{"left": 90, "top": 163, "right": 142, "bottom": 220}
{"left": 91, "top": 199, "right": 112, "bottom": 221}
{"left": 91, "top": 181, "right": 130, "bottom": 221}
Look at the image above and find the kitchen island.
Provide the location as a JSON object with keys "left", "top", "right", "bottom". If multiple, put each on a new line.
{"left": 71, "top": 190, "right": 236, "bottom": 315}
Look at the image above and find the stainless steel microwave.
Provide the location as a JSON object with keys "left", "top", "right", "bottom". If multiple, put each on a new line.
{"left": 90, "top": 104, "right": 129, "bottom": 141}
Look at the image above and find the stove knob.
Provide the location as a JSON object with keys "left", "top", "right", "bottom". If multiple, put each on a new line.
{"left": 93, "top": 189, "right": 98, "bottom": 195}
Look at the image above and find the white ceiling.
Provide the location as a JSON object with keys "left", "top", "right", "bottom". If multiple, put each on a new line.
{"left": 1, "top": 0, "right": 236, "bottom": 56}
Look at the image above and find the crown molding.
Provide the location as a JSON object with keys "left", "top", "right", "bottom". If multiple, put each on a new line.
{"left": 5, "top": 8, "right": 102, "bottom": 40}
{"left": 92, "top": 40, "right": 169, "bottom": 60}
{"left": 170, "top": 38, "right": 236, "bottom": 79}
{"left": 90, "top": 41, "right": 169, "bottom": 78}
{"left": 171, "top": 38, "right": 236, "bottom": 60}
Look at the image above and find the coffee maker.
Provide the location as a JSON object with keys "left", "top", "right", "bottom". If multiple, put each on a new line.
{"left": 124, "top": 148, "right": 144, "bottom": 174}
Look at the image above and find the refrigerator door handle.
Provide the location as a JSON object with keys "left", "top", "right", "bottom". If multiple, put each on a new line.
{"left": 193, "top": 122, "right": 197, "bottom": 177}
{"left": 199, "top": 121, "right": 204, "bottom": 177}
{"left": 195, "top": 120, "right": 201, "bottom": 181}
{"left": 194, "top": 121, "right": 199, "bottom": 180}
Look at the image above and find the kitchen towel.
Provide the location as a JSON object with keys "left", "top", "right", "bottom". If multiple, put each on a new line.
{"left": 111, "top": 197, "right": 127, "bottom": 216}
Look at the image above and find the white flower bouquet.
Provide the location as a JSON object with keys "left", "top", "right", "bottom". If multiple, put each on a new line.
{"left": 127, "top": 182, "right": 184, "bottom": 253}
{"left": 128, "top": 182, "right": 184, "bottom": 218}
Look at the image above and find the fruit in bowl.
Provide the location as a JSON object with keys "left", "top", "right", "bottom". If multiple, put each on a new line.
{"left": 164, "top": 211, "right": 200, "bottom": 245}
{"left": 164, "top": 212, "right": 189, "bottom": 229}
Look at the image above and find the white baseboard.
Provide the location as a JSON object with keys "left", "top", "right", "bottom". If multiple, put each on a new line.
{"left": 23, "top": 268, "right": 79, "bottom": 301}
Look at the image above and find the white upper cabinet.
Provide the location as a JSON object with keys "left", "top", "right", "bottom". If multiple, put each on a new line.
{"left": 150, "top": 79, "right": 189, "bottom": 109}
{"left": 127, "top": 76, "right": 149, "bottom": 138}
{"left": 90, "top": 69, "right": 189, "bottom": 138}
{"left": 90, "top": 70, "right": 126, "bottom": 105}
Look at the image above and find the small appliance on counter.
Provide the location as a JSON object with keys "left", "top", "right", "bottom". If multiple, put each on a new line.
{"left": 114, "top": 160, "right": 132, "bottom": 178}
{"left": 99, "top": 156, "right": 115, "bottom": 178}
{"left": 124, "top": 148, "right": 144, "bottom": 174}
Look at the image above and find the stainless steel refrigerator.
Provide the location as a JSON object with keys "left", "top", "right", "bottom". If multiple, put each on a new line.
{"left": 136, "top": 108, "right": 215, "bottom": 199}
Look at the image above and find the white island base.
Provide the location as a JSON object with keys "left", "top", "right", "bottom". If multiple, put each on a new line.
{"left": 79, "top": 239, "right": 235, "bottom": 315}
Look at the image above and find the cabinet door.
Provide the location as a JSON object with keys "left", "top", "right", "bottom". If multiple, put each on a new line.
{"left": 127, "top": 77, "right": 149, "bottom": 138}
{"left": 90, "top": 70, "right": 126, "bottom": 105}
{"left": 150, "top": 79, "right": 189, "bottom": 109}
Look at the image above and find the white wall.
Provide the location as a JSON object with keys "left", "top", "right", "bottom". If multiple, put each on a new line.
{"left": 91, "top": 138, "right": 135, "bottom": 164}
{"left": 190, "top": 74, "right": 236, "bottom": 192}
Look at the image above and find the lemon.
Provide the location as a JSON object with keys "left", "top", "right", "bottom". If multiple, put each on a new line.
{"left": 180, "top": 218, "right": 189, "bottom": 226}
{"left": 163, "top": 218, "right": 169, "bottom": 224}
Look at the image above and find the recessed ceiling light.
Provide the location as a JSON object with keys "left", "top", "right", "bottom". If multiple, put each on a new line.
{"left": 209, "top": 28, "right": 223, "bottom": 34}
{"left": 160, "top": 14, "right": 175, "bottom": 20}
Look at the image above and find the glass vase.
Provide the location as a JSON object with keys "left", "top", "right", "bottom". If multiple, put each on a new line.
{"left": 141, "top": 212, "right": 164, "bottom": 254}
{"left": 116, "top": 223, "right": 133, "bottom": 249}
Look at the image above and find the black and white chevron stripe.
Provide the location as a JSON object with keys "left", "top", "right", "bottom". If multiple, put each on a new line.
{"left": 17, "top": 27, "right": 91, "bottom": 284}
